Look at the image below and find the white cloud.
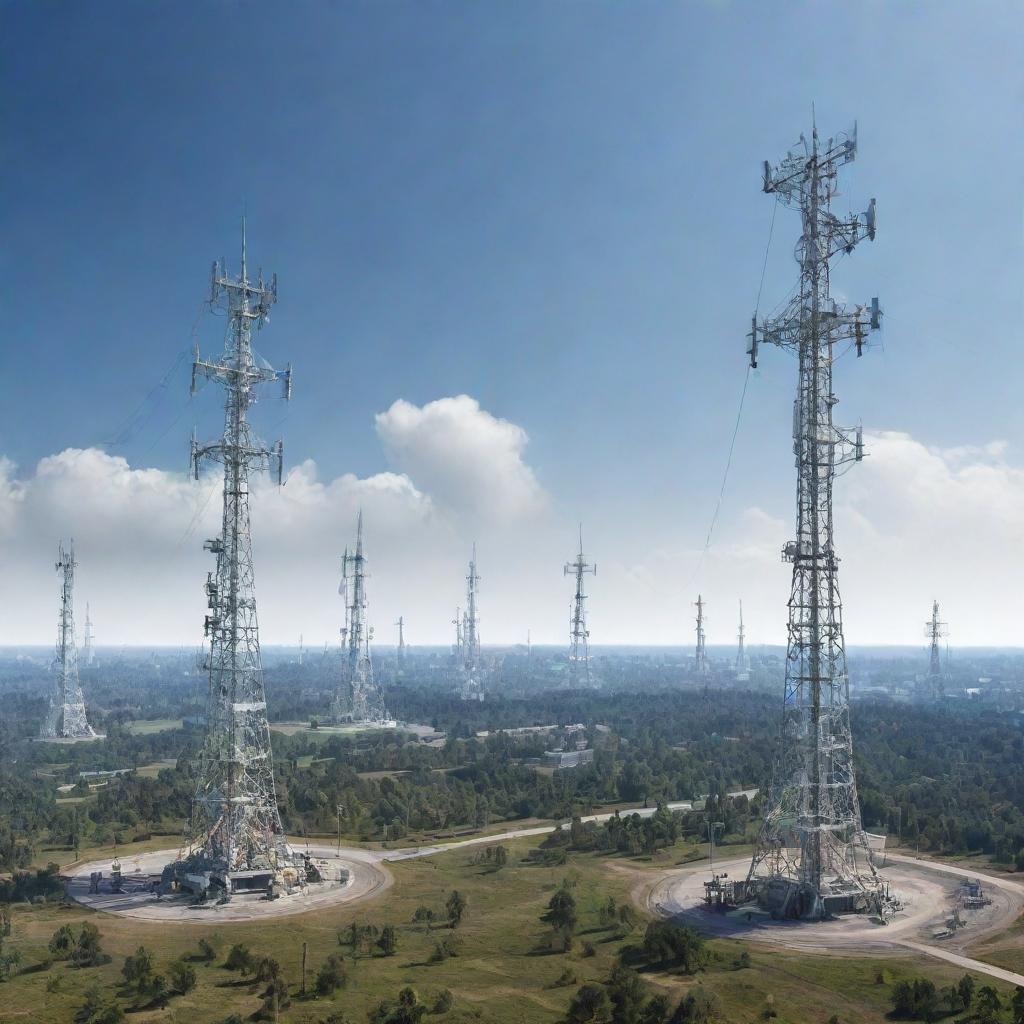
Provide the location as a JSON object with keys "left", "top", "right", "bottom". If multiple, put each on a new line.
{"left": 375, "top": 395, "right": 546, "bottom": 525}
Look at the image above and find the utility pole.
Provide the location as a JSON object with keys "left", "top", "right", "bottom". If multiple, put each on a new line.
{"left": 180, "top": 222, "right": 297, "bottom": 893}
{"left": 745, "top": 120, "right": 883, "bottom": 919}
{"left": 41, "top": 542, "right": 96, "bottom": 739}
{"left": 694, "top": 595, "right": 708, "bottom": 675}
{"left": 564, "top": 526, "right": 596, "bottom": 687}
{"left": 925, "top": 601, "right": 948, "bottom": 699}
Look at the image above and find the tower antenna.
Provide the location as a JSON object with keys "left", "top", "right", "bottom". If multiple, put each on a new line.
{"left": 82, "top": 601, "right": 96, "bottom": 669}
{"left": 925, "top": 601, "right": 948, "bottom": 699}
{"left": 745, "top": 120, "right": 884, "bottom": 919}
{"left": 694, "top": 595, "right": 708, "bottom": 675}
{"left": 458, "top": 546, "right": 484, "bottom": 700}
{"left": 564, "top": 526, "right": 597, "bottom": 687}
{"left": 735, "top": 600, "right": 750, "bottom": 681}
{"left": 177, "top": 223, "right": 298, "bottom": 896}
{"left": 40, "top": 541, "right": 97, "bottom": 740}
{"left": 332, "top": 511, "right": 389, "bottom": 724}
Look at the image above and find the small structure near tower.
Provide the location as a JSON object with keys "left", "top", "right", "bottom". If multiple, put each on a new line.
{"left": 331, "top": 511, "right": 390, "bottom": 724}
{"left": 40, "top": 542, "right": 98, "bottom": 741}
{"left": 564, "top": 526, "right": 596, "bottom": 687}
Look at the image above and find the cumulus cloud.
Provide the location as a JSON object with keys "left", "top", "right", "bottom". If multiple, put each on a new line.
{"left": 375, "top": 395, "right": 546, "bottom": 525}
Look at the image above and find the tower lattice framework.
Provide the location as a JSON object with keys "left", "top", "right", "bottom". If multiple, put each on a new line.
{"left": 694, "top": 595, "right": 708, "bottom": 674}
{"left": 745, "top": 121, "right": 883, "bottom": 918}
{"left": 41, "top": 542, "right": 96, "bottom": 739}
{"left": 925, "top": 601, "right": 948, "bottom": 698}
{"left": 186, "top": 226, "right": 294, "bottom": 882}
{"left": 736, "top": 600, "right": 750, "bottom": 678}
{"left": 458, "top": 546, "right": 484, "bottom": 700}
{"left": 564, "top": 527, "right": 596, "bottom": 686}
{"left": 333, "top": 511, "right": 388, "bottom": 723}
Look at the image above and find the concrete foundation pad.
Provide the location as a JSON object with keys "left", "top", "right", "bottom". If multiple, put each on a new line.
{"left": 67, "top": 845, "right": 391, "bottom": 922}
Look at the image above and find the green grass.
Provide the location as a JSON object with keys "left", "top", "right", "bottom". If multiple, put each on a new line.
{"left": 3, "top": 837, "right": 1018, "bottom": 1024}
{"left": 123, "top": 719, "right": 184, "bottom": 735}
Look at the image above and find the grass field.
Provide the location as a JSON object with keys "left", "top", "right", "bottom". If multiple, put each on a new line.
{"left": 124, "top": 719, "right": 184, "bottom": 735}
{"left": 3, "top": 837, "right": 1019, "bottom": 1024}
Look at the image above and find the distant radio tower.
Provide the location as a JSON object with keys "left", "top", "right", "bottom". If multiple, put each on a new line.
{"left": 735, "top": 600, "right": 750, "bottom": 680}
{"left": 41, "top": 542, "right": 96, "bottom": 739}
{"left": 298, "top": 634, "right": 304, "bottom": 666}
{"left": 745, "top": 120, "right": 883, "bottom": 919}
{"left": 925, "top": 601, "right": 948, "bottom": 698}
{"left": 694, "top": 595, "right": 708, "bottom": 674}
{"left": 82, "top": 602, "right": 95, "bottom": 668}
{"left": 564, "top": 527, "right": 596, "bottom": 686}
{"left": 333, "top": 511, "right": 388, "bottom": 723}
{"left": 459, "top": 546, "right": 484, "bottom": 700}
{"left": 452, "top": 607, "right": 463, "bottom": 657}
{"left": 396, "top": 616, "right": 406, "bottom": 665}
{"left": 179, "top": 224, "right": 298, "bottom": 894}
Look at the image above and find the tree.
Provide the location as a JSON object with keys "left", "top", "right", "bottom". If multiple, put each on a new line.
{"left": 377, "top": 925, "right": 398, "bottom": 956}
{"left": 197, "top": 937, "right": 217, "bottom": 962}
{"left": 958, "top": 974, "right": 975, "bottom": 1008}
{"left": 121, "top": 946, "right": 154, "bottom": 990}
{"left": 224, "top": 943, "right": 255, "bottom": 975}
{"left": 493, "top": 845, "right": 508, "bottom": 868}
{"left": 315, "top": 955, "right": 347, "bottom": 997}
{"left": 148, "top": 974, "right": 169, "bottom": 1010}
{"left": 669, "top": 987, "right": 718, "bottom": 1024}
{"left": 446, "top": 890, "right": 467, "bottom": 928}
{"left": 1013, "top": 985, "right": 1024, "bottom": 1024}
{"left": 606, "top": 963, "right": 646, "bottom": 1024}
{"left": 977, "top": 986, "right": 1002, "bottom": 1024}
{"left": 368, "top": 986, "right": 426, "bottom": 1024}
{"left": 169, "top": 960, "right": 197, "bottom": 995}
{"left": 432, "top": 990, "right": 454, "bottom": 1013}
{"left": 565, "top": 983, "right": 612, "bottom": 1024}
{"left": 542, "top": 882, "right": 578, "bottom": 933}
{"left": 641, "top": 994, "right": 671, "bottom": 1024}
{"left": 75, "top": 984, "right": 125, "bottom": 1024}
{"left": 49, "top": 924, "right": 75, "bottom": 959}
{"left": 72, "top": 923, "right": 106, "bottom": 968}
{"left": 412, "top": 906, "right": 435, "bottom": 930}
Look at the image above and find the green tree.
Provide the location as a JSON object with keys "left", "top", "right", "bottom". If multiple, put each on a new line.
{"left": 377, "top": 924, "right": 398, "bottom": 956}
{"left": 958, "top": 974, "right": 975, "bottom": 1008}
{"left": 446, "top": 890, "right": 467, "bottom": 927}
{"left": 72, "top": 923, "right": 106, "bottom": 968}
{"left": 1013, "top": 985, "right": 1024, "bottom": 1024}
{"left": 75, "top": 984, "right": 125, "bottom": 1024}
{"left": 121, "top": 946, "right": 154, "bottom": 990}
{"left": 49, "top": 924, "right": 75, "bottom": 959}
{"left": 542, "top": 882, "right": 578, "bottom": 933}
{"left": 566, "top": 982, "right": 612, "bottom": 1023}
{"left": 977, "top": 986, "right": 1002, "bottom": 1024}
{"left": 169, "top": 960, "right": 197, "bottom": 995}
{"left": 315, "top": 955, "right": 347, "bottom": 997}
{"left": 224, "top": 943, "right": 254, "bottom": 975}
{"left": 669, "top": 987, "right": 718, "bottom": 1024}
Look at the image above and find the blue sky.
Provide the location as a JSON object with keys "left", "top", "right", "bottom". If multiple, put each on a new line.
{"left": 2, "top": 1, "right": 1023, "bottom": 646}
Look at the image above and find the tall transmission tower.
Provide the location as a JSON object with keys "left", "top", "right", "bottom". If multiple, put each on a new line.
{"left": 175, "top": 224, "right": 301, "bottom": 896}
{"left": 564, "top": 527, "right": 596, "bottom": 686}
{"left": 298, "top": 634, "right": 304, "bottom": 667}
{"left": 396, "top": 616, "right": 406, "bottom": 666}
{"left": 925, "top": 601, "right": 948, "bottom": 699}
{"left": 735, "top": 600, "right": 750, "bottom": 681}
{"left": 452, "top": 607, "right": 463, "bottom": 658}
{"left": 82, "top": 602, "right": 96, "bottom": 668}
{"left": 694, "top": 595, "right": 708, "bottom": 675}
{"left": 41, "top": 542, "right": 97, "bottom": 740}
{"left": 332, "top": 512, "right": 388, "bottom": 723}
{"left": 458, "top": 546, "right": 484, "bottom": 700}
{"left": 744, "top": 121, "right": 884, "bottom": 919}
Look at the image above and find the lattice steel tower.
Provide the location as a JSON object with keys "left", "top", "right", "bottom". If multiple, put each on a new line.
{"left": 564, "top": 526, "right": 596, "bottom": 686}
{"left": 735, "top": 600, "right": 750, "bottom": 680}
{"left": 333, "top": 511, "right": 388, "bottom": 722}
{"left": 41, "top": 542, "right": 96, "bottom": 739}
{"left": 182, "top": 225, "right": 296, "bottom": 891}
{"left": 459, "top": 546, "right": 484, "bottom": 700}
{"left": 745, "top": 121, "right": 884, "bottom": 919}
{"left": 925, "top": 601, "right": 948, "bottom": 699}
{"left": 82, "top": 603, "right": 95, "bottom": 668}
{"left": 694, "top": 595, "right": 708, "bottom": 675}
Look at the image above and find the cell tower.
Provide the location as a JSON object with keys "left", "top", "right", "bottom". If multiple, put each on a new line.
{"left": 174, "top": 224, "right": 302, "bottom": 895}
{"left": 925, "top": 601, "right": 948, "bottom": 699}
{"left": 694, "top": 595, "right": 708, "bottom": 675}
{"left": 396, "top": 616, "right": 406, "bottom": 664}
{"left": 452, "top": 607, "right": 463, "bottom": 657}
{"left": 40, "top": 542, "right": 97, "bottom": 740}
{"left": 298, "top": 634, "right": 304, "bottom": 667}
{"left": 744, "top": 120, "right": 884, "bottom": 919}
{"left": 564, "top": 527, "right": 596, "bottom": 686}
{"left": 82, "top": 602, "right": 95, "bottom": 668}
{"left": 459, "top": 546, "right": 484, "bottom": 700}
{"left": 333, "top": 511, "right": 388, "bottom": 723}
{"left": 735, "top": 600, "right": 750, "bottom": 681}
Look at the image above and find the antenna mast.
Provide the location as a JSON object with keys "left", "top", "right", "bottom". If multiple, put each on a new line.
{"left": 694, "top": 595, "right": 708, "bottom": 675}
{"left": 745, "top": 121, "right": 884, "bottom": 919}
{"left": 83, "top": 602, "right": 95, "bottom": 668}
{"left": 396, "top": 616, "right": 406, "bottom": 664}
{"left": 564, "top": 527, "right": 596, "bottom": 686}
{"left": 333, "top": 511, "right": 388, "bottom": 723}
{"left": 182, "top": 223, "right": 297, "bottom": 893}
{"left": 925, "top": 601, "right": 948, "bottom": 699}
{"left": 458, "top": 546, "right": 484, "bottom": 700}
{"left": 41, "top": 542, "right": 96, "bottom": 739}
{"left": 735, "top": 600, "right": 750, "bottom": 680}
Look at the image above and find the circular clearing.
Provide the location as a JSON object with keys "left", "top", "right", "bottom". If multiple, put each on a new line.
{"left": 66, "top": 845, "right": 392, "bottom": 922}
{"left": 644, "top": 853, "right": 1024, "bottom": 956}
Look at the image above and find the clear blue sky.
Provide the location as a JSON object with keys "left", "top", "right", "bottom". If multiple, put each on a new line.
{"left": 2, "top": 1, "right": 1023, "bottom": 645}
